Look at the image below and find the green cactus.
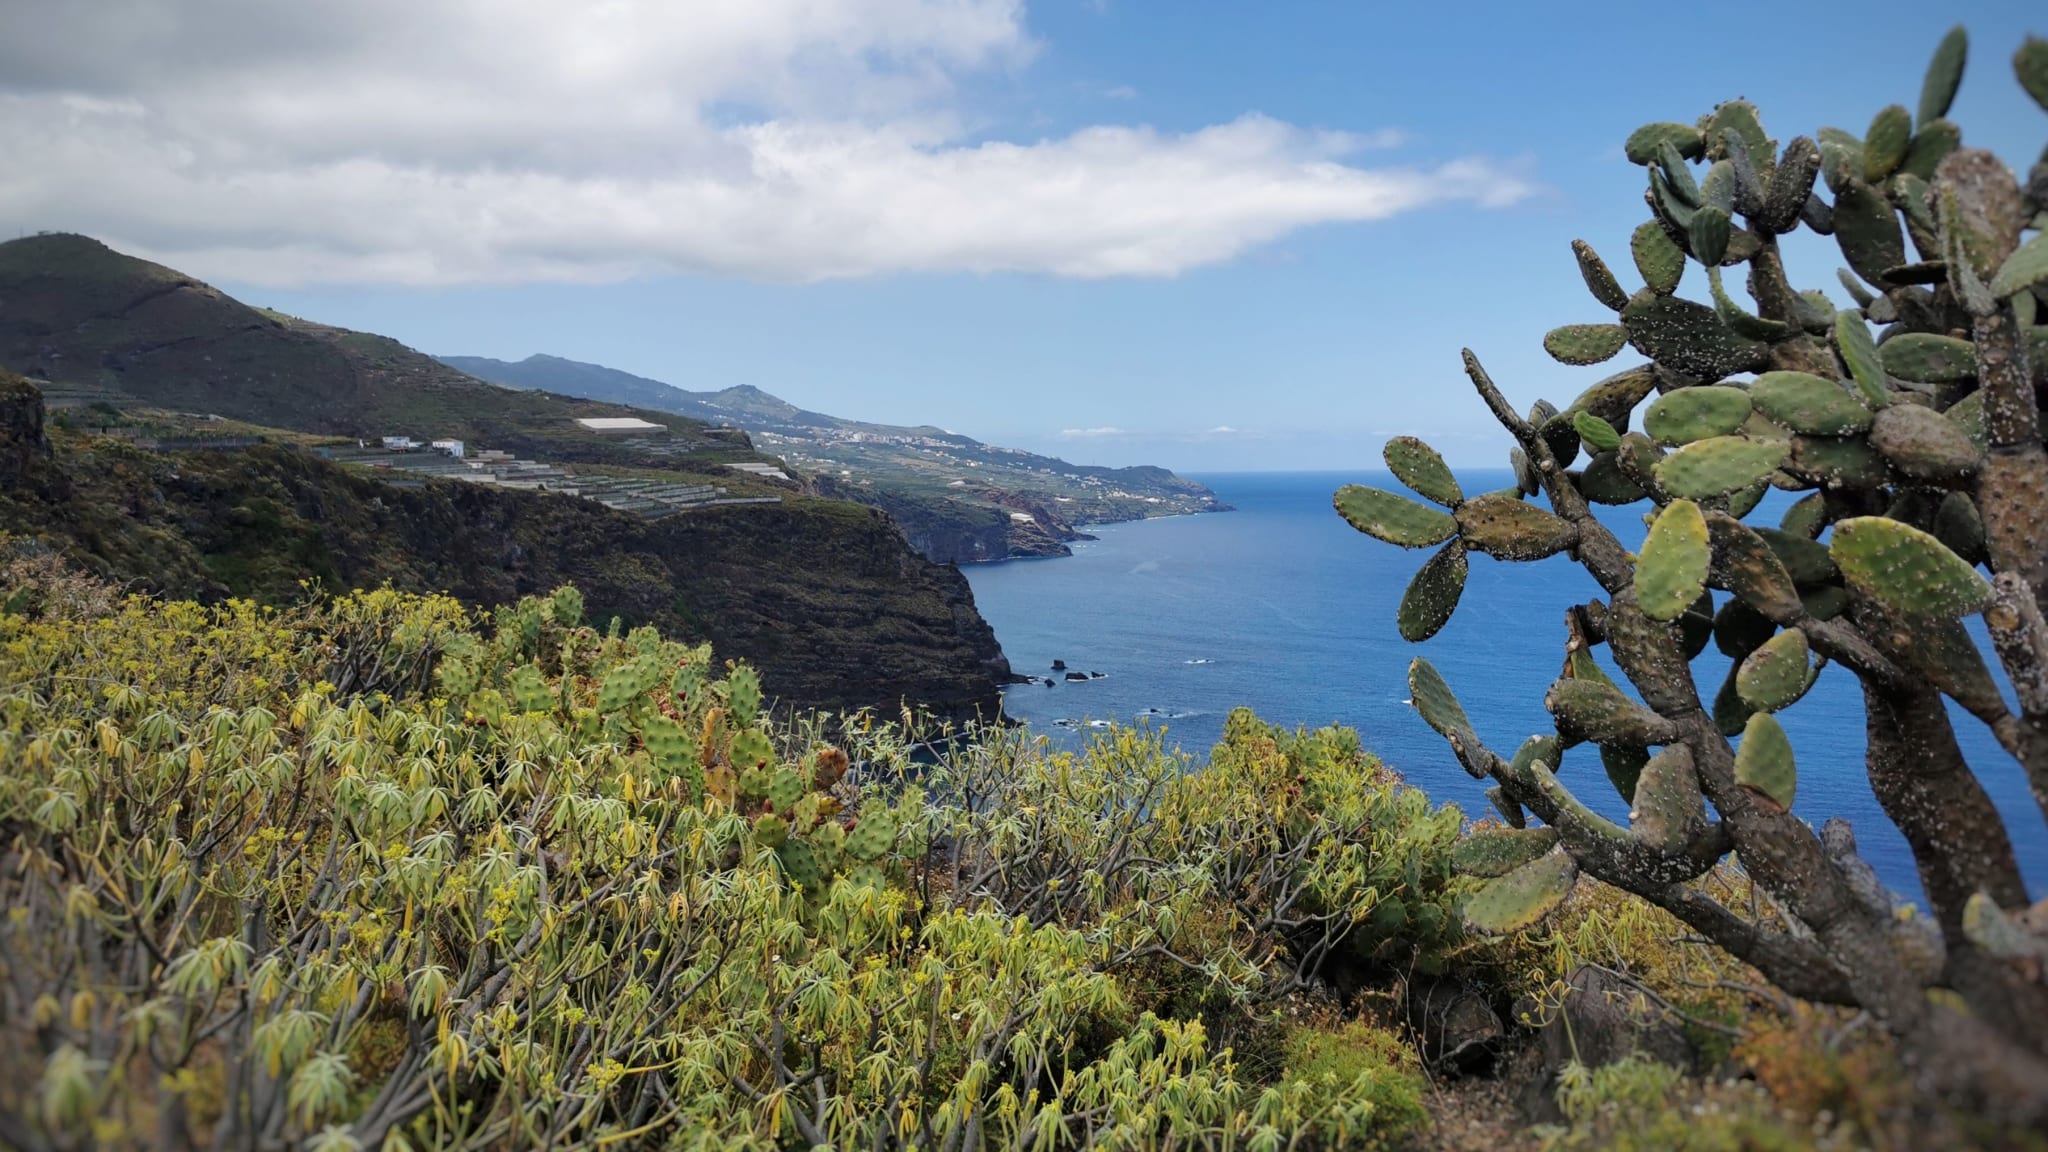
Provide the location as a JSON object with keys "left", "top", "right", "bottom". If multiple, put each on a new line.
{"left": 1383, "top": 436, "right": 1464, "bottom": 507}
{"left": 1784, "top": 434, "right": 1888, "bottom": 489}
{"left": 549, "top": 584, "right": 584, "bottom": 627}
{"left": 1918, "top": 26, "right": 1967, "bottom": 127}
{"left": 597, "top": 655, "right": 659, "bottom": 714}
{"left": 1629, "top": 745, "right": 1704, "bottom": 853}
{"left": 1453, "top": 494, "right": 1575, "bottom": 561}
{"left": 1572, "top": 239, "right": 1632, "bottom": 310}
{"left": 1451, "top": 826, "right": 1561, "bottom": 878}
{"left": 1331, "top": 29, "right": 2048, "bottom": 1106}
{"left": 846, "top": 809, "right": 897, "bottom": 862}
{"left": 506, "top": 665, "right": 552, "bottom": 714}
{"left": 737, "top": 767, "right": 771, "bottom": 806}
{"left": 1461, "top": 850, "right": 1578, "bottom": 936}
{"left": 1734, "top": 713, "right": 1797, "bottom": 811}
{"left": 753, "top": 812, "right": 790, "bottom": 848}
{"left": 1830, "top": 517, "right": 1992, "bottom": 618}
{"left": 1749, "top": 371, "right": 1874, "bottom": 436}
{"left": 731, "top": 727, "right": 776, "bottom": 770}
{"left": 845, "top": 863, "right": 891, "bottom": 891}
{"left": 775, "top": 838, "right": 823, "bottom": 891}
{"left": 1862, "top": 105, "right": 1913, "bottom": 181}
{"left": 767, "top": 767, "right": 804, "bottom": 813}
{"left": 1408, "top": 658, "right": 1474, "bottom": 743}
{"left": 1643, "top": 386, "right": 1753, "bottom": 445}
{"left": 1631, "top": 220, "right": 1686, "bottom": 295}
{"left": 1334, "top": 485, "right": 1458, "bottom": 548}
{"left": 1868, "top": 404, "right": 1982, "bottom": 482}
{"left": 1832, "top": 310, "right": 1890, "bottom": 408}
{"left": 806, "top": 821, "right": 846, "bottom": 874}
{"left": 726, "top": 664, "right": 763, "bottom": 727}
{"left": 1625, "top": 121, "right": 1706, "bottom": 165}
{"left": 1736, "top": 627, "right": 1815, "bottom": 712}
{"left": 1631, "top": 499, "right": 1709, "bottom": 624}
{"left": 1544, "top": 323, "right": 1630, "bottom": 366}
{"left": 1546, "top": 677, "right": 1672, "bottom": 746}
{"left": 1878, "top": 333, "right": 1977, "bottom": 382}
{"left": 1397, "top": 542, "right": 1468, "bottom": 643}
{"left": 1620, "top": 291, "right": 1772, "bottom": 380}
{"left": 1652, "top": 436, "right": 1788, "bottom": 499}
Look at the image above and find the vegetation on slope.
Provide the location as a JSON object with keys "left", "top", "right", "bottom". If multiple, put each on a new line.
{"left": 0, "top": 557, "right": 1993, "bottom": 1149}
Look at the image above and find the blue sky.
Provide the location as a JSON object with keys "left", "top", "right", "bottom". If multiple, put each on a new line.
{"left": 4, "top": 1, "right": 2041, "bottom": 469}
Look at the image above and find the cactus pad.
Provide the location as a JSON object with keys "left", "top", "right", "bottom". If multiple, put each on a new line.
{"left": 753, "top": 812, "right": 790, "bottom": 848}
{"left": 1702, "top": 512, "right": 1801, "bottom": 620}
{"left": 1629, "top": 745, "right": 1705, "bottom": 853}
{"left": 1735, "top": 712, "right": 1798, "bottom": 811}
{"left": 1631, "top": 221, "right": 1686, "bottom": 295}
{"left": 1398, "top": 542, "right": 1468, "bottom": 643}
{"left": 1335, "top": 485, "right": 1458, "bottom": 548}
{"left": 1625, "top": 122, "right": 1706, "bottom": 165}
{"left": 845, "top": 863, "right": 891, "bottom": 891}
{"left": 731, "top": 728, "right": 776, "bottom": 770}
{"left": 1918, "top": 26, "right": 1968, "bottom": 127}
{"left": 1879, "top": 333, "right": 1977, "bottom": 383}
{"left": 596, "top": 655, "right": 660, "bottom": 714}
{"left": 1962, "top": 892, "right": 2042, "bottom": 960}
{"left": 1756, "top": 137, "right": 1820, "bottom": 233}
{"left": 1933, "top": 491, "right": 1987, "bottom": 564}
{"left": 775, "top": 839, "right": 823, "bottom": 891}
{"left": 1455, "top": 494, "right": 1576, "bottom": 561}
{"left": 726, "top": 664, "right": 763, "bottom": 727}
{"left": 767, "top": 767, "right": 804, "bottom": 813}
{"left": 508, "top": 665, "right": 554, "bottom": 714}
{"left": 1634, "top": 499, "right": 1709, "bottom": 622}
{"left": 1572, "top": 412, "right": 1622, "bottom": 452}
{"left": 1545, "top": 323, "right": 1629, "bottom": 366}
{"left": 1869, "top": 403, "right": 1982, "bottom": 482}
{"left": 1461, "top": 850, "right": 1578, "bottom": 935}
{"left": 1659, "top": 435, "right": 1780, "bottom": 508}
{"left": 1687, "top": 205, "right": 1732, "bottom": 266}
{"left": 846, "top": 810, "right": 898, "bottom": 861}
{"left": 1832, "top": 310, "right": 1889, "bottom": 408}
{"left": 1546, "top": 677, "right": 1671, "bottom": 746}
{"left": 737, "top": 766, "right": 771, "bottom": 806}
{"left": 2020, "top": 36, "right": 2048, "bottom": 114}
{"left": 1943, "top": 390, "right": 1987, "bottom": 452}
{"left": 806, "top": 822, "right": 846, "bottom": 874}
{"left": 548, "top": 585, "right": 584, "bottom": 627}
{"left": 1737, "top": 627, "right": 1814, "bottom": 712}
{"left": 1862, "top": 105, "right": 1912, "bottom": 182}
{"left": 1576, "top": 452, "right": 1645, "bottom": 505}
{"left": 1988, "top": 233, "right": 2048, "bottom": 299}
{"left": 1830, "top": 517, "right": 1992, "bottom": 617}
{"left": 1620, "top": 290, "right": 1771, "bottom": 381}
{"left": 1383, "top": 436, "right": 1464, "bottom": 507}
{"left": 1832, "top": 176, "right": 1907, "bottom": 285}
{"left": 1408, "top": 658, "right": 1474, "bottom": 742}
{"left": 1754, "top": 526, "right": 1836, "bottom": 586}
{"left": 1572, "top": 239, "right": 1631, "bottom": 311}
{"left": 1643, "top": 386, "right": 1753, "bottom": 445}
{"left": 1784, "top": 434, "right": 1888, "bottom": 489}
{"left": 1565, "top": 365, "right": 1660, "bottom": 430}
{"left": 1749, "top": 371, "right": 1874, "bottom": 436}
{"left": 1452, "top": 826, "right": 1561, "bottom": 878}
{"left": 640, "top": 715, "right": 699, "bottom": 769}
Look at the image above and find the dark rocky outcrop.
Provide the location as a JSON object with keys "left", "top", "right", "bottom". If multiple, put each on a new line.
{"left": 0, "top": 391, "right": 1011, "bottom": 720}
{"left": 0, "top": 372, "right": 51, "bottom": 485}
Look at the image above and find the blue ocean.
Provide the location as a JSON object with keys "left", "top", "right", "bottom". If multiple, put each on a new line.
{"left": 963, "top": 470, "right": 2048, "bottom": 900}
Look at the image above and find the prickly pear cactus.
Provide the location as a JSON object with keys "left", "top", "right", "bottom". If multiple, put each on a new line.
{"left": 1334, "top": 26, "right": 2048, "bottom": 1110}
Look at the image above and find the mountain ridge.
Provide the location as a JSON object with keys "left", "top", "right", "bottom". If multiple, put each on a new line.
{"left": 438, "top": 352, "right": 1228, "bottom": 564}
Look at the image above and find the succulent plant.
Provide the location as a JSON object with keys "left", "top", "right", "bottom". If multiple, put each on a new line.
{"left": 1336, "top": 27, "right": 2048, "bottom": 1124}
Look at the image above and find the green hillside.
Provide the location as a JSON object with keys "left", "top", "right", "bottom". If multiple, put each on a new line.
{"left": 442, "top": 352, "right": 1229, "bottom": 563}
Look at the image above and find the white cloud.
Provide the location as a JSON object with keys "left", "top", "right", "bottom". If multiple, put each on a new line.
{"left": 1102, "top": 85, "right": 1138, "bottom": 100}
{"left": 1059, "top": 426, "right": 1126, "bottom": 438}
{"left": 1208, "top": 425, "right": 1237, "bottom": 434}
{"left": 0, "top": 0, "right": 1535, "bottom": 286}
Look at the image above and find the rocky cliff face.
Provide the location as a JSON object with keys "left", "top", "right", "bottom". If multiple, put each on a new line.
{"left": 0, "top": 373, "right": 51, "bottom": 485}
{"left": 1, "top": 381, "right": 1011, "bottom": 720}
{"left": 810, "top": 475, "right": 1086, "bottom": 564}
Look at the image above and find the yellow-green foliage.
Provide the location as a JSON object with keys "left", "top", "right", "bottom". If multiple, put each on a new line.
{"left": 1278, "top": 1020, "right": 1429, "bottom": 1150}
{"left": 1539, "top": 1055, "right": 1826, "bottom": 1151}
{"left": 0, "top": 579, "right": 1459, "bottom": 1151}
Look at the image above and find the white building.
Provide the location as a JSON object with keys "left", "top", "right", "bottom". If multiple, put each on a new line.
{"left": 431, "top": 439, "right": 465, "bottom": 458}
{"left": 380, "top": 436, "right": 418, "bottom": 450}
{"left": 574, "top": 417, "right": 664, "bottom": 434}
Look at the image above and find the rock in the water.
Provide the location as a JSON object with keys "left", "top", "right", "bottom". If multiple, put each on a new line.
{"left": 1052, "top": 659, "right": 1067, "bottom": 671}
{"left": 1064, "top": 671, "right": 1090, "bottom": 682}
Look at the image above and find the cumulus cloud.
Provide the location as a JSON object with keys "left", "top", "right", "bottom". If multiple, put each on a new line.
{"left": 1059, "top": 426, "right": 1126, "bottom": 439}
{"left": 0, "top": 0, "right": 1535, "bottom": 286}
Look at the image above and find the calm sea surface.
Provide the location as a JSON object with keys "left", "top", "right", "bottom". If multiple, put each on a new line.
{"left": 963, "top": 470, "right": 2048, "bottom": 900}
